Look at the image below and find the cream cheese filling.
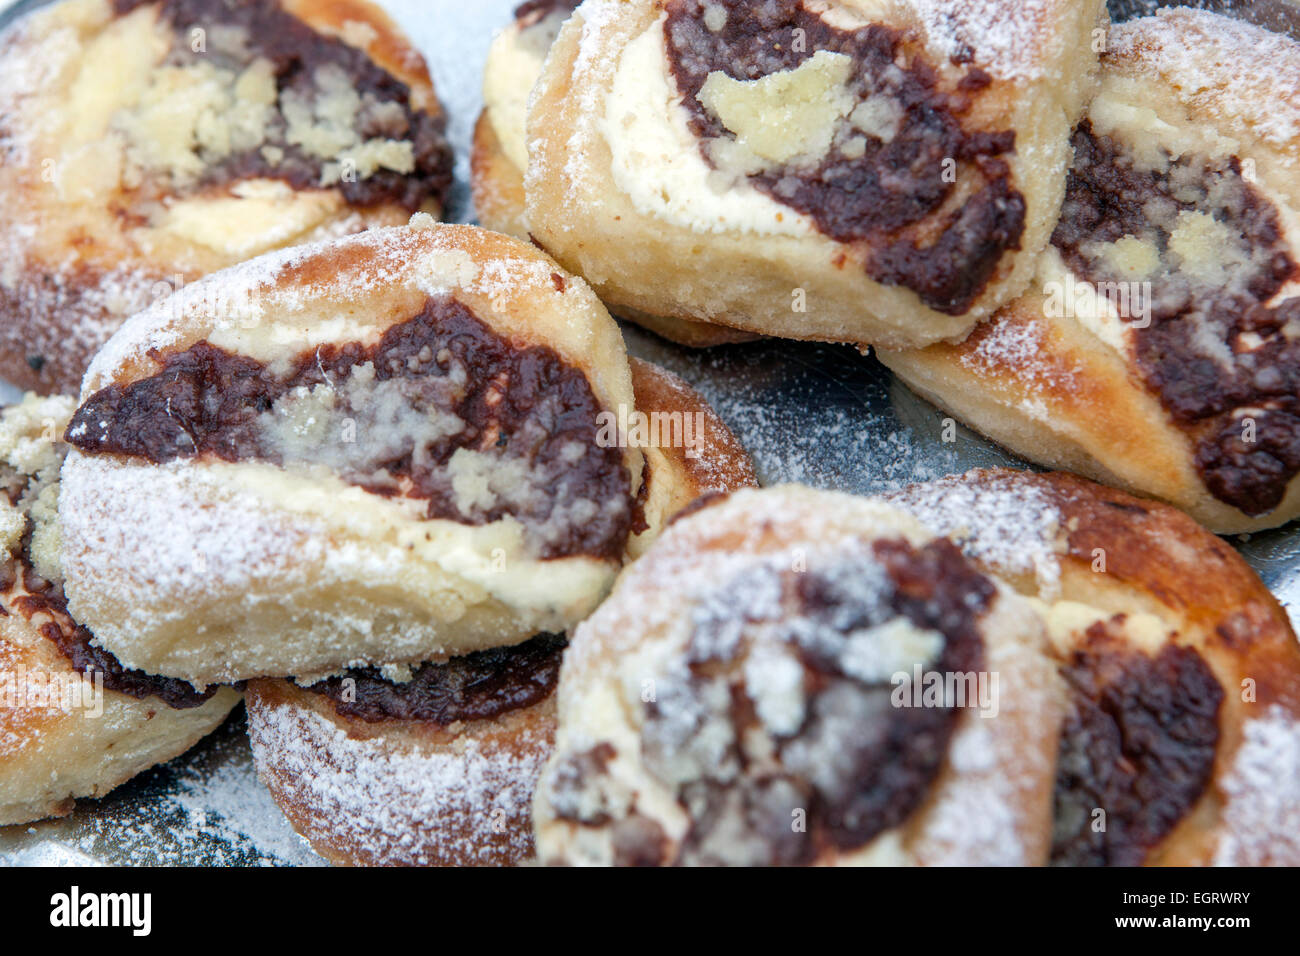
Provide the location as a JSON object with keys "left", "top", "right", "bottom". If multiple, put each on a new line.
{"left": 1088, "top": 83, "right": 1300, "bottom": 302}
{"left": 600, "top": 16, "right": 817, "bottom": 238}
{"left": 1030, "top": 598, "right": 1176, "bottom": 657}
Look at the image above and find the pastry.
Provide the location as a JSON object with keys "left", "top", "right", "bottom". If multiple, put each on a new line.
{"left": 245, "top": 634, "right": 565, "bottom": 867}
{"left": 524, "top": 0, "right": 1107, "bottom": 349}
{"left": 880, "top": 9, "right": 1300, "bottom": 532}
{"left": 57, "top": 221, "right": 641, "bottom": 685}
{"left": 0, "top": 394, "right": 240, "bottom": 826}
{"left": 0, "top": 0, "right": 454, "bottom": 395}
{"left": 245, "top": 357, "right": 755, "bottom": 866}
{"left": 57, "top": 222, "right": 755, "bottom": 685}
{"left": 532, "top": 485, "right": 1062, "bottom": 866}
{"left": 887, "top": 469, "right": 1300, "bottom": 866}
{"left": 473, "top": 0, "right": 752, "bottom": 347}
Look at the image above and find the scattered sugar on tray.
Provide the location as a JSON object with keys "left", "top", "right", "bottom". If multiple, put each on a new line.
{"left": 623, "top": 330, "right": 968, "bottom": 495}
{"left": 167, "top": 729, "right": 327, "bottom": 866}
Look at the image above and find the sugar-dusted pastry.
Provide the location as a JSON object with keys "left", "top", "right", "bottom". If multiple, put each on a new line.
{"left": 525, "top": 0, "right": 1107, "bottom": 349}
{"left": 533, "top": 485, "right": 1062, "bottom": 866}
{"left": 880, "top": 10, "right": 1300, "bottom": 532}
{"left": 57, "top": 223, "right": 755, "bottom": 686}
{"left": 887, "top": 469, "right": 1300, "bottom": 866}
{"left": 0, "top": 0, "right": 454, "bottom": 394}
{"left": 246, "top": 634, "right": 565, "bottom": 867}
{"left": 56, "top": 223, "right": 639, "bottom": 685}
{"left": 0, "top": 394, "right": 240, "bottom": 826}
{"left": 473, "top": 0, "right": 752, "bottom": 348}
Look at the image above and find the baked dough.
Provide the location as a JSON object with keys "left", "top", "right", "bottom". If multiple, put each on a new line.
{"left": 887, "top": 469, "right": 1300, "bottom": 866}
{"left": 245, "top": 634, "right": 564, "bottom": 867}
{"left": 57, "top": 222, "right": 756, "bottom": 686}
{"left": 472, "top": 0, "right": 753, "bottom": 348}
{"left": 625, "top": 357, "right": 757, "bottom": 558}
{"left": 880, "top": 9, "right": 1300, "bottom": 532}
{"left": 533, "top": 485, "right": 1062, "bottom": 866}
{"left": 58, "top": 222, "right": 645, "bottom": 684}
{"left": 0, "top": 394, "right": 240, "bottom": 826}
{"left": 525, "top": 0, "right": 1107, "bottom": 349}
{"left": 0, "top": 0, "right": 454, "bottom": 395}
{"left": 473, "top": 0, "right": 578, "bottom": 242}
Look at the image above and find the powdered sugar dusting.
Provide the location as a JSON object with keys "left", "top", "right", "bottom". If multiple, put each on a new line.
{"left": 82, "top": 223, "right": 585, "bottom": 392}
{"left": 545, "top": 0, "right": 625, "bottom": 216}
{"left": 1109, "top": 8, "right": 1300, "bottom": 153}
{"left": 912, "top": 0, "right": 1064, "bottom": 82}
{"left": 885, "top": 470, "right": 1065, "bottom": 598}
{"left": 247, "top": 694, "right": 548, "bottom": 865}
{"left": 957, "top": 315, "right": 1078, "bottom": 390}
{"left": 60, "top": 453, "right": 331, "bottom": 650}
{"left": 1212, "top": 704, "right": 1300, "bottom": 865}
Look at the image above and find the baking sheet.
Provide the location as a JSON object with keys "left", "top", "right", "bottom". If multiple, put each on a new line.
{"left": 0, "top": 0, "right": 1296, "bottom": 866}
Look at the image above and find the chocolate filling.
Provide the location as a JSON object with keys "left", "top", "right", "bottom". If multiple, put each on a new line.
{"left": 66, "top": 295, "right": 633, "bottom": 561}
{"left": 1053, "top": 123, "right": 1300, "bottom": 515}
{"left": 663, "top": 0, "right": 1025, "bottom": 314}
{"left": 111, "top": 0, "right": 453, "bottom": 212}
{"left": 548, "top": 537, "right": 992, "bottom": 865}
{"left": 307, "top": 632, "right": 566, "bottom": 724}
{"left": 1, "top": 526, "right": 216, "bottom": 709}
{"left": 1050, "top": 618, "right": 1222, "bottom": 867}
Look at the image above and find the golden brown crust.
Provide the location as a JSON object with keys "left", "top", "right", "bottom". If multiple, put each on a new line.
{"left": 878, "top": 296, "right": 1247, "bottom": 523}
{"left": 627, "top": 357, "right": 758, "bottom": 556}
{"left": 0, "top": 605, "right": 241, "bottom": 826}
{"left": 471, "top": 111, "right": 530, "bottom": 241}
{"left": 246, "top": 675, "right": 553, "bottom": 866}
{"left": 613, "top": 303, "right": 761, "bottom": 348}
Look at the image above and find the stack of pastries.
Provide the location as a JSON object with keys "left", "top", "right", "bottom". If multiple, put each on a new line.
{"left": 0, "top": 0, "right": 1296, "bottom": 867}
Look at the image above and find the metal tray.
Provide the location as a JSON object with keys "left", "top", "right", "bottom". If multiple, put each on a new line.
{"left": 0, "top": 0, "right": 1295, "bottom": 866}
